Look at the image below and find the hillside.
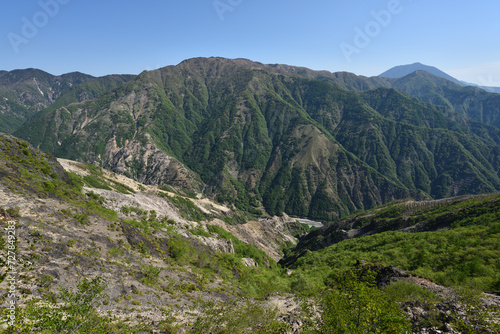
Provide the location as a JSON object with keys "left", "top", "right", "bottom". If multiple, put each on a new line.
{"left": 280, "top": 193, "right": 500, "bottom": 293}
{"left": 386, "top": 71, "right": 500, "bottom": 128}
{"left": 0, "top": 133, "right": 308, "bottom": 332}
{"left": 0, "top": 69, "right": 135, "bottom": 134}
{"left": 331, "top": 66, "right": 500, "bottom": 130}
{"left": 14, "top": 57, "right": 500, "bottom": 222}
{"left": 1, "top": 134, "right": 499, "bottom": 333}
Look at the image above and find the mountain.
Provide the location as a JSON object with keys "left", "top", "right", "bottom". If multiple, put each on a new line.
{"left": 384, "top": 71, "right": 500, "bottom": 129}
{"left": 265, "top": 63, "right": 500, "bottom": 131}
{"left": 13, "top": 57, "right": 500, "bottom": 222}
{"left": 378, "top": 64, "right": 500, "bottom": 128}
{"left": 479, "top": 85, "right": 500, "bottom": 94}
{"left": 460, "top": 80, "right": 500, "bottom": 94}
{"left": 379, "top": 62, "right": 463, "bottom": 85}
{"left": 15, "top": 58, "right": 420, "bottom": 220}
{"left": 0, "top": 69, "right": 135, "bottom": 134}
{"left": 325, "top": 66, "right": 500, "bottom": 130}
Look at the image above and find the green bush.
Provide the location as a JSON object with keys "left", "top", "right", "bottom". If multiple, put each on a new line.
{"left": 448, "top": 287, "right": 500, "bottom": 333}
{"left": 82, "top": 175, "right": 112, "bottom": 190}
{"left": 191, "top": 300, "right": 291, "bottom": 334}
{"left": 292, "top": 222, "right": 500, "bottom": 293}
{"left": 383, "top": 280, "right": 438, "bottom": 304}
{"left": 140, "top": 264, "right": 162, "bottom": 286}
{"left": 189, "top": 225, "right": 212, "bottom": 238}
{"left": 163, "top": 194, "right": 208, "bottom": 222}
{"left": 6, "top": 277, "right": 111, "bottom": 333}
{"left": 302, "top": 266, "right": 411, "bottom": 334}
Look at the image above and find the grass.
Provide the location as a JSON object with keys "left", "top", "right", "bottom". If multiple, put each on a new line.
{"left": 207, "top": 224, "right": 273, "bottom": 267}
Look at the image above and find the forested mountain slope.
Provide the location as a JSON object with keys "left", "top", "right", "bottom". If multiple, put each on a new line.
{"left": 14, "top": 58, "right": 500, "bottom": 220}
{"left": 0, "top": 68, "right": 135, "bottom": 133}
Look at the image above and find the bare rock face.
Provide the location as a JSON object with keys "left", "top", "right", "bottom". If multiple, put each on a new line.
{"left": 195, "top": 235, "right": 234, "bottom": 254}
{"left": 84, "top": 187, "right": 189, "bottom": 226}
{"left": 103, "top": 137, "right": 203, "bottom": 192}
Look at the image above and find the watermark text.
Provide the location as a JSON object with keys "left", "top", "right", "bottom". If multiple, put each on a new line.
{"left": 213, "top": 0, "right": 243, "bottom": 21}
{"left": 4, "top": 220, "right": 18, "bottom": 327}
{"left": 340, "top": 0, "right": 410, "bottom": 63}
{"left": 7, "top": 0, "right": 71, "bottom": 54}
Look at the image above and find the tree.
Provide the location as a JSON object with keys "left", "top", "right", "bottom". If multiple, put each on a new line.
{"left": 303, "top": 264, "right": 411, "bottom": 334}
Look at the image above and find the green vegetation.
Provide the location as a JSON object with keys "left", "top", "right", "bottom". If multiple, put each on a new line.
{"left": 161, "top": 194, "right": 208, "bottom": 222}
{"left": 2, "top": 133, "right": 500, "bottom": 333}
{"left": 5, "top": 70, "right": 134, "bottom": 136}
{"left": 301, "top": 263, "right": 499, "bottom": 334}
{"left": 301, "top": 265, "right": 411, "bottom": 334}
{"left": 191, "top": 300, "right": 290, "bottom": 333}
{"left": 207, "top": 224, "right": 271, "bottom": 267}
{"left": 0, "top": 135, "right": 118, "bottom": 222}
{"left": 385, "top": 70, "right": 500, "bottom": 129}
{"left": 1, "top": 276, "right": 175, "bottom": 333}
{"left": 8, "top": 277, "right": 109, "bottom": 333}
{"left": 14, "top": 58, "right": 500, "bottom": 221}
{"left": 158, "top": 225, "right": 289, "bottom": 298}
{"left": 286, "top": 194, "right": 500, "bottom": 294}
{"left": 447, "top": 287, "right": 500, "bottom": 333}
{"left": 3, "top": 63, "right": 500, "bottom": 333}
{"left": 139, "top": 264, "right": 162, "bottom": 286}
{"left": 188, "top": 224, "right": 212, "bottom": 238}
{"left": 81, "top": 164, "right": 135, "bottom": 194}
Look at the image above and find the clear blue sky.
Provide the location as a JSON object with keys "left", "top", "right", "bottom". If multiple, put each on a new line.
{"left": 2, "top": 0, "right": 499, "bottom": 86}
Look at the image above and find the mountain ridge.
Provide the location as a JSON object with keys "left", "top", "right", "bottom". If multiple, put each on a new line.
{"left": 379, "top": 62, "right": 463, "bottom": 85}
{"left": 0, "top": 68, "right": 135, "bottom": 134}
{"left": 13, "top": 57, "right": 500, "bottom": 221}
{"left": 2, "top": 61, "right": 500, "bottom": 332}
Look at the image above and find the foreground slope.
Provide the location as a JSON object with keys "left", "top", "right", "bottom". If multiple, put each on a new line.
{"left": 1, "top": 134, "right": 499, "bottom": 333}
{"left": 0, "top": 133, "right": 305, "bottom": 331}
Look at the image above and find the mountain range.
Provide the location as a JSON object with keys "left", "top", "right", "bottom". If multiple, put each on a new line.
{"left": 2, "top": 130, "right": 498, "bottom": 333}
{"left": 0, "top": 69, "right": 135, "bottom": 134}
{"left": 3, "top": 58, "right": 500, "bottom": 221}
{"left": 1, "top": 59, "right": 500, "bottom": 332}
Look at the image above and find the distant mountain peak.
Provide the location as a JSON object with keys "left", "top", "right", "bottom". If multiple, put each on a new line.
{"left": 379, "top": 63, "right": 462, "bottom": 85}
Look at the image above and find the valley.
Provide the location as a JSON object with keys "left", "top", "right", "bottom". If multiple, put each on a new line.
{"left": 1, "top": 58, "right": 500, "bottom": 333}
{"left": 7, "top": 58, "right": 500, "bottom": 222}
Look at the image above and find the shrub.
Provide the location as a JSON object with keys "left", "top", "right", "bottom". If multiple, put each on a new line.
{"left": 302, "top": 265, "right": 411, "bottom": 334}
{"left": 140, "top": 264, "right": 162, "bottom": 286}
{"left": 448, "top": 287, "right": 500, "bottom": 333}
{"left": 191, "top": 300, "right": 290, "bottom": 334}
{"left": 6, "top": 277, "right": 113, "bottom": 333}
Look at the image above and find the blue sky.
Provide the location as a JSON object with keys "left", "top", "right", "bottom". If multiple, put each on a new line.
{"left": 2, "top": 0, "right": 499, "bottom": 86}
